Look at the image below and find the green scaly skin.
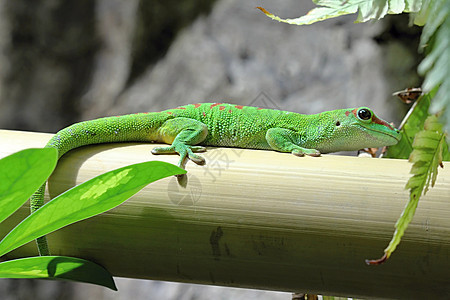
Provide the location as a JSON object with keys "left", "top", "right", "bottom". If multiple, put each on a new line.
{"left": 31, "top": 103, "right": 400, "bottom": 255}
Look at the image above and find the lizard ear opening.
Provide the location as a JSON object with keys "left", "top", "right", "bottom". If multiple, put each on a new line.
{"left": 335, "top": 121, "right": 341, "bottom": 126}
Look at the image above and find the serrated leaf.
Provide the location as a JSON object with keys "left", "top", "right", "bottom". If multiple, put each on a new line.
{"left": 0, "top": 161, "right": 185, "bottom": 257}
{"left": 411, "top": 0, "right": 431, "bottom": 25}
{"left": 422, "top": 54, "right": 448, "bottom": 92}
{"left": 356, "top": 0, "right": 389, "bottom": 23}
{"left": 419, "top": 0, "right": 448, "bottom": 46}
{"left": 388, "top": 0, "right": 406, "bottom": 13}
{"left": 409, "top": 162, "right": 428, "bottom": 174}
{"left": 257, "top": 0, "right": 424, "bottom": 25}
{"left": 257, "top": 4, "right": 357, "bottom": 26}
{"left": 412, "top": 131, "right": 441, "bottom": 148}
{"left": 367, "top": 115, "right": 446, "bottom": 264}
{"left": 418, "top": 0, "right": 450, "bottom": 136}
{"left": 0, "top": 148, "right": 57, "bottom": 223}
{"left": 404, "top": 174, "right": 424, "bottom": 189}
{"left": 405, "top": 0, "right": 422, "bottom": 11}
{"left": 409, "top": 150, "right": 434, "bottom": 163}
{"left": 0, "top": 256, "right": 116, "bottom": 290}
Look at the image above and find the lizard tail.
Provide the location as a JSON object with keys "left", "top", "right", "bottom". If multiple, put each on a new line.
{"left": 29, "top": 113, "right": 165, "bottom": 255}
{"left": 30, "top": 185, "right": 50, "bottom": 256}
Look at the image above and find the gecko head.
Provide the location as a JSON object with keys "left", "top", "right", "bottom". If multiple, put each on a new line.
{"left": 316, "top": 107, "right": 401, "bottom": 153}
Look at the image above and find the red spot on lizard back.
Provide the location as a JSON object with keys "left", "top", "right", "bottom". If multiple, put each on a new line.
{"left": 219, "top": 106, "right": 226, "bottom": 110}
{"left": 194, "top": 103, "right": 202, "bottom": 108}
{"left": 234, "top": 105, "right": 244, "bottom": 109}
{"left": 210, "top": 103, "right": 222, "bottom": 109}
{"left": 174, "top": 106, "right": 186, "bottom": 110}
{"left": 257, "top": 107, "right": 264, "bottom": 110}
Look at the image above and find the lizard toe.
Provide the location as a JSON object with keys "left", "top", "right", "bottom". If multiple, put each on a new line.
{"left": 151, "top": 146, "right": 176, "bottom": 155}
{"left": 190, "top": 146, "right": 207, "bottom": 153}
{"left": 306, "top": 150, "right": 321, "bottom": 157}
{"left": 292, "top": 149, "right": 305, "bottom": 157}
{"left": 292, "top": 148, "right": 321, "bottom": 157}
{"left": 188, "top": 151, "right": 206, "bottom": 165}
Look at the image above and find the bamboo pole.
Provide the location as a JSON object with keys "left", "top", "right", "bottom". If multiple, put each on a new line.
{"left": 1, "top": 129, "right": 449, "bottom": 299}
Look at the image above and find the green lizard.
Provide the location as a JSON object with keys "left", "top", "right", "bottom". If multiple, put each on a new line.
{"left": 31, "top": 103, "right": 400, "bottom": 255}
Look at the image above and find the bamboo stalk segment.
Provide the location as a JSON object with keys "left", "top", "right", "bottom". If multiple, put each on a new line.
{"left": 1, "top": 129, "right": 449, "bottom": 298}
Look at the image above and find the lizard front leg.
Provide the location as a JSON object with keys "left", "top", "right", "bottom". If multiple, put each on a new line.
{"left": 266, "top": 128, "right": 321, "bottom": 157}
{"left": 151, "top": 117, "right": 208, "bottom": 167}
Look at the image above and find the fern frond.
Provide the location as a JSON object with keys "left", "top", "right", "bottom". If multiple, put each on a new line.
{"left": 367, "top": 115, "right": 447, "bottom": 264}
{"left": 257, "top": 0, "right": 425, "bottom": 25}
{"left": 418, "top": 0, "right": 450, "bottom": 136}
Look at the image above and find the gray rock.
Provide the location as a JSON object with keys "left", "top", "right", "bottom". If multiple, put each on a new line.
{"left": 0, "top": 0, "right": 421, "bottom": 299}
{"left": 110, "top": 0, "right": 411, "bottom": 125}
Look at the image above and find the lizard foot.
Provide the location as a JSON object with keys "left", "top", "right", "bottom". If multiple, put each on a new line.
{"left": 292, "top": 148, "right": 321, "bottom": 157}
{"left": 152, "top": 145, "right": 206, "bottom": 167}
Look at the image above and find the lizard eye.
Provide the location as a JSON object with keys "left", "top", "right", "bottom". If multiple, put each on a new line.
{"left": 357, "top": 108, "right": 372, "bottom": 120}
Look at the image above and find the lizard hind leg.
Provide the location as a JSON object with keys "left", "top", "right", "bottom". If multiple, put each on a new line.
{"left": 151, "top": 117, "right": 208, "bottom": 168}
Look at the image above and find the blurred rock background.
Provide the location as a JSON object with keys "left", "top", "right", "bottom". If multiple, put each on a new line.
{"left": 0, "top": 0, "right": 421, "bottom": 299}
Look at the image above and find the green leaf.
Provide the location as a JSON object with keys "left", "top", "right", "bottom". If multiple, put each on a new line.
{"left": 388, "top": 0, "right": 406, "bottom": 14}
{"left": 356, "top": 0, "right": 388, "bottom": 23}
{"left": 0, "top": 148, "right": 57, "bottom": 223}
{"left": 257, "top": 2, "right": 358, "bottom": 25}
{"left": 0, "top": 256, "right": 116, "bottom": 290}
{"left": 405, "top": 0, "right": 423, "bottom": 12}
{"left": 257, "top": 0, "right": 424, "bottom": 26}
{"left": 367, "top": 115, "right": 447, "bottom": 264}
{"left": 418, "top": 0, "right": 450, "bottom": 136}
{"left": 384, "top": 91, "right": 450, "bottom": 160}
{"left": 418, "top": 0, "right": 448, "bottom": 46}
{"left": 0, "top": 161, "right": 185, "bottom": 256}
{"left": 410, "top": 0, "right": 430, "bottom": 26}
{"left": 384, "top": 94, "right": 431, "bottom": 159}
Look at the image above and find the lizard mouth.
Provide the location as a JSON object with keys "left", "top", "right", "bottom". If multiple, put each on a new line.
{"left": 355, "top": 124, "right": 401, "bottom": 144}
{"left": 373, "top": 128, "right": 400, "bottom": 141}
